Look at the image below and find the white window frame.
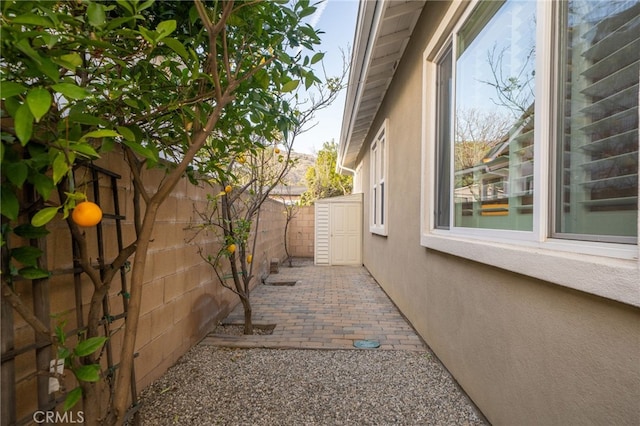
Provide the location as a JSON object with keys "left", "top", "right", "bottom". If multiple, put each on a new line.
{"left": 420, "top": 0, "right": 640, "bottom": 307}
{"left": 370, "top": 119, "right": 389, "bottom": 235}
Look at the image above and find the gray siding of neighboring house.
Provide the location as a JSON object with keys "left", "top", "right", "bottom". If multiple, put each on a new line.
{"left": 354, "top": 2, "right": 640, "bottom": 425}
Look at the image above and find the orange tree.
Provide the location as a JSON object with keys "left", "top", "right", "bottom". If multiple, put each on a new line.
{"left": 190, "top": 57, "right": 347, "bottom": 335}
{"left": 1, "top": 0, "right": 324, "bottom": 424}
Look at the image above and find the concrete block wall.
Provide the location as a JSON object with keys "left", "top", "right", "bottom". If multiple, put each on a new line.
{"left": 6, "top": 148, "right": 304, "bottom": 420}
{"left": 287, "top": 205, "right": 315, "bottom": 258}
{"left": 253, "top": 200, "right": 289, "bottom": 278}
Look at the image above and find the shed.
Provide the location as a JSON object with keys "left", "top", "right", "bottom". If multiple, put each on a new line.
{"left": 314, "top": 193, "right": 363, "bottom": 265}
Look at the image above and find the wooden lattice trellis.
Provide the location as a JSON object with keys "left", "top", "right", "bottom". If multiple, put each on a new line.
{"left": 1, "top": 163, "right": 138, "bottom": 425}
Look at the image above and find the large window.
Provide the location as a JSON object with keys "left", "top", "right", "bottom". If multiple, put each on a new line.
{"left": 422, "top": 0, "right": 638, "bottom": 304}
{"left": 429, "top": 0, "right": 638, "bottom": 243}
{"left": 370, "top": 120, "right": 388, "bottom": 235}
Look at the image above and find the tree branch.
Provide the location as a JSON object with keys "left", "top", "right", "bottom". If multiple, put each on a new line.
{"left": 1, "top": 281, "right": 50, "bottom": 338}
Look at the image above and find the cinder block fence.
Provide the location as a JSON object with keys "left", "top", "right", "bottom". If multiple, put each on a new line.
{"left": 2, "top": 148, "right": 314, "bottom": 423}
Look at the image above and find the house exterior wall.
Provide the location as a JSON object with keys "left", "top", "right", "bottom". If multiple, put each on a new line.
{"left": 355, "top": 2, "right": 640, "bottom": 425}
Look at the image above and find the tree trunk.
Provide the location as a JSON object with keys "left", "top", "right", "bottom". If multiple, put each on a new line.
{"left": 240, "top": 294, "right": 252, "bottom": 335}
{"left": 111, "top": 204, "right": 157, "bottom": 425}
{"left": 284, "top": 215, "right": 292, "bottom": 267}
{"left": 81, "top": 381, "right": 107, "bottom": 426}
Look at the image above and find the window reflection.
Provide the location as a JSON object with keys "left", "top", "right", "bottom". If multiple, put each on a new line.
{"left": 454, "top": 0, "right": 536, "bottom": 231}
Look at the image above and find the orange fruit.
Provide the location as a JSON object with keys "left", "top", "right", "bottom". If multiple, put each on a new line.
{"left": 236, "top": 155, "right": 246, "bottom": 164}
{"left": 246, "top": 254, "right": 253, "bottom": 264}
{"left": 227, "top": 244, "right": 236, "bottom": 254}
{"left": 72, "top": 201, "right": 103, "bottom": 227}
{"left": 224, "top": 185, "right": 232, "bottom": 193}
{"left": 274, "top": 147, "right": 281, "bottom": 154}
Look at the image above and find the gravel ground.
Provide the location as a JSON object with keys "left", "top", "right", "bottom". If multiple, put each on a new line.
{"left": 135, "top": 345, "right": 487, "bottom": 425}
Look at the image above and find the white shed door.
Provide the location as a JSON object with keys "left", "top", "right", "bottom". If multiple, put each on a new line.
{"left": 314, "top": 202, "right": 330, "bottom": 265}
{"left": 330, "top": 202, "right": 362, "bottom": 265}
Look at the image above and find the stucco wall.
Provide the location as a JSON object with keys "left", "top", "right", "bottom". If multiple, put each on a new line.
{"left": 7, "top": 148, "right": 290, "bottom": 420}
{"left": 355, "top": 2, "right": 640, "bottom": 425}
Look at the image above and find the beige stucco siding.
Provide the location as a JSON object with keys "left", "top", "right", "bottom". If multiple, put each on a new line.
{"left": 355, "top": 2, "right": 640, "bottom": 425}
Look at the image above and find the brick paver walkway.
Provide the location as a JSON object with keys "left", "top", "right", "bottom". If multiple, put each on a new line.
{"left": 201, "top": 259, "right": 426, "bottom": 351}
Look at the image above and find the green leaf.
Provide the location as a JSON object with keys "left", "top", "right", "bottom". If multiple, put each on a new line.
{"left": 156, "top": 20, "right": 176, "bottom": 41}
{"left": 254, "top": 69, "right": 270, "bottom": 90}
{"left": 300, "top": 25, "right": 318, "bottom": 40}
{"left": 63, "top": 387, "right": 82, "bottom": 412}
{"left": 52, "top": 83, "right": 90, "bottom": 100}
{"left": 4, "top": 161, "right": 28, "bottom": 188}
{"left": 305, "top": 73, "right": 314, "bottom": 90}
{"left": 162, "top": 37, "right": 189, "bottom": 60}
{"left": 11, "top": 246, "right": 43, "bottom": 267}
{"left": 80, "top": 129, "right": 120, "bottom": 141}
{"left": 105, "top": 15, "right": 137, "bottom": 31}
{"left": 299, "top": 6, "right": 317, "bottom": 18}
{"left": 116, "top": 126, "right": 136, "bottom": 141}
{"left": 74, "top": 364, "right": 101, "bottom": 382}
{"left": 123, "top": 98, "right": 140, "bottom": 109}
{"left": 30, "top": 173, "right": 55, "bottom": 200}
{"left": 12, "top": 13, "right": 54, "bottom": 27}
{"left": 13, "top": 224, "right": 50, "bottom": 239}
{"left": 31, "top": 206, "right": 59, "bottom": 227}
{"left": 18, "top": 266, "right": 51, "bottom": 280}
{"left": 1, "top": 187, "right": 19, "bottom": 220}
{"left": 15, "top": 39, "right": 42, "bottom": 65}
{"left": 137, "top": 0, "right": 155, "bottom": 13}
{"left": 68, "top": 110, "right": 106, "bottom": 126}
{"left": 41, "top": 34, "right": 59, "bottom": 49}
{"left": 57, "top": 347, "right": 71, "bottom": 359}
{"left": 87, "top": 2, "right": 106, "bottom": 27}
{"left": 52, "top": 151, "right": 70, "bottom": 184}
{"left": 38, "top": 58, "right": 60, "bottom": 83}
{"left": 1, "top": 81, "right": 27, "bottom": 98}
{"left": 54, "top": 53, "right": 83, "bottom": 71}
{"left": 281, "top": 80, "right": 300, "bottom": 93}
{"left": 310, "top": 52, "right": 324, "bottom": 65}
{"left": 138, "top": 26, "right": 156, "bottom": 44}
{"left": 69, "top": 142, "right": 100, "bottom": 158}
{"left": 123, "top": 140, "right": 156, "bottom": 161}
{"left": 74, "top": 336, "right": 107, "bottom": 357}
{"left": 26, "top": 88, "right": 52, "bottom": 122}
{"left": 14, "top": 103, "right": 34, "bottom": 146}
{"left": 116, "top": 0, "right": 134, "bottom": 15}
{"left": 55, "top": 322, "right": 66, "bottom": 345}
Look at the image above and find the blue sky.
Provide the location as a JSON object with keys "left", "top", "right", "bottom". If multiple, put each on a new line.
{"left": 294, "top": 0, "right": 359, "bottom": 155}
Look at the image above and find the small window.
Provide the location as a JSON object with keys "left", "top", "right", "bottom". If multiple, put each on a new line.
{"left": 370, "top": 120, "right": 388, "bottom": 235}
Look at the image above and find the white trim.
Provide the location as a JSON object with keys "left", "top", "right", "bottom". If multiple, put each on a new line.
{"left": 533, "top": 0, "right": 554, "bottom": 243}
{"left": 422, "top": 233, "right": 640, "bottom": 307}
{"left": 370, "top": 119, "right": 389, "bottom": 236}
{"left": 420, "top": 0, "right": 640, "bottom": 306}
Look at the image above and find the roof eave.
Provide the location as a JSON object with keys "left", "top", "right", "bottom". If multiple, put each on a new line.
{"left": 337, "top": 1, "right": 426, "bottom": 172}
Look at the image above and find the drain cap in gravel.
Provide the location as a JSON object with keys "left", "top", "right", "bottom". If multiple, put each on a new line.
{"left": 353, "top": 339, "right": 380, "bottom": 349}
